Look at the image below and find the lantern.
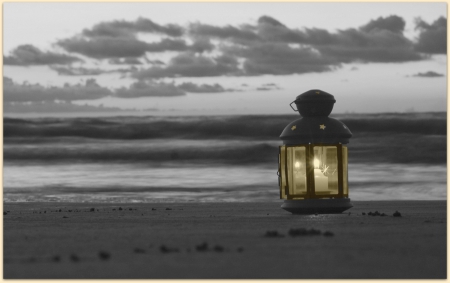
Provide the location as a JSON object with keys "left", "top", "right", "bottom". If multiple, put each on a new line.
{"left": 278, "top": 89, "right": 353, "bottom": 214}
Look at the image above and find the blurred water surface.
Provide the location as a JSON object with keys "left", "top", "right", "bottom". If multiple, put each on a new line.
{"left": 3, "top": 114, "right": 446, "bottom": 202}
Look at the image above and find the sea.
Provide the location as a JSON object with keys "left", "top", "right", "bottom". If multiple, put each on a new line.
{"left": 3, "top": 114, "right": 447, "bottom": 202}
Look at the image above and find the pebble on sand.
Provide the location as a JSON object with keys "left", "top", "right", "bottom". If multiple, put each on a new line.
{"left": 70, "top": 254, "right": 80, "bottom": 262}
{"left": 393, "top": 211, "right": 402, "bottom": 217}
{"left": 264, "top": 230, "right": 284, "bottom": 238}
{"left": 98, "top": 251, "right": 111, "bottom": 260}
{"left": 134, "top": 248, "right": 146, "bottom": 254}
{"left": 196, "top": 242, "right": 208, "bottom": 252}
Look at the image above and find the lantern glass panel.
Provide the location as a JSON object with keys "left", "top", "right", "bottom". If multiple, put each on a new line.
{"left": 279, "top": 146, "right": 287, "bottom": 199}
{"left": 286, "top": 146, "right": 307, "bottom": 197}
{"left": 342, "top": 146, "right": 348, "bottom": 196}
{"left": 313, "top": 146, "right": 338, "bottom": 195}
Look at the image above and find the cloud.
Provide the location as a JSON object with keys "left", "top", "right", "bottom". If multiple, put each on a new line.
{"left": 6, "top": 14, "right": 441, "bottom": 80}
{"left": 50, "top": 66, "right": 106, "bottom": 76}
{"left": 4, "top": 101, "right": 122, "bottom": 114}
{"left": 177, "top": 82, "right": 229, "bottom": 93}
{"left": 3, "top": 77, "right": 112, "bottom": 102}
{"left": 57, "top": 18, "right": 187, "bottom": 59}
{"left": 57, "top": 37, "right": 212, "bottom": 59}
{"left": 412, "top": 71, "right": 444, "bottom": 77}
{"left": 256, "top": 15, "right": 305, "bottom": 43}
{"left": 49, "top": 65, "right": 138, "bottom": 76}
{"left": 132, "top": 52, "right": 241, "bottom": 79}
{"left": 414, "top": 17, "right": 447, "bottom": 54}
{"left": 82, "top": 17, "right": 183, "bottom": 38}
{"left": 360, "top": 15, "right": 406, "bottom": 33}
{"left": 227, "top": 42, "right": 335, "bottom": 75}
{"left": 114, "top": 81, "right": 185, "bottom": 97}
{"left": 57, "top": 37, "right": 153, "bottom": 59}
{"left": 312, "top": 16, "right": 423, "bottom": 63}
{"left": 4, "top": 44, "right": 82, "bottom": 66}
{"left": 109, "top": 57, "right": 143, "bottom": 65}
{"left": 189, "top": 22, "right": 260, "bottom": 42}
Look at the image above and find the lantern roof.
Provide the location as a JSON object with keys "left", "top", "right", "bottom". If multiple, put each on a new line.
{"left": 280, "top": 89, "right": 352, "bottom": 144}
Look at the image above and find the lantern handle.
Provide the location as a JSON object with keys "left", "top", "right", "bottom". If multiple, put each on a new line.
{"left": 289, "top": 101, "right": 298, "bottom": 112}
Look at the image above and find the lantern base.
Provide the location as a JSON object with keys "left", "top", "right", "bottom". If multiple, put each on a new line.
{"left": 281, "top": 198, "right": 353, "bottom": 214}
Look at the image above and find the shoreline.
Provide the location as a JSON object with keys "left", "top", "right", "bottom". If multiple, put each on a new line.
{"left": 3, "top": 201, "right": 447, "bottom": 279}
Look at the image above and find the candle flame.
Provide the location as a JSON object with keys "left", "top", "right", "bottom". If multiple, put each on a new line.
{"left": 314, "top": 158, "right": 320, "bottom": 168}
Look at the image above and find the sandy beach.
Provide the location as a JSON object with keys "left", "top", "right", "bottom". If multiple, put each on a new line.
{"left": 3, "top": 200, "right": 446, "bottom": 279}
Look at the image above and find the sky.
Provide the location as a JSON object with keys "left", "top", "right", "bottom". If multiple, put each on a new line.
{"left": 3, "top": 2, "right": 447, "bottom": 116}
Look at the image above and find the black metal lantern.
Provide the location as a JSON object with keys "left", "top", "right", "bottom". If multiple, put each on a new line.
{"left": 278, "top": 89, "right": 353, "bottom": 214}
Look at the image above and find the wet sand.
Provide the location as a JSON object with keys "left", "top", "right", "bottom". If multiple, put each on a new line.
{"left": 3, "top": 201, "right": 446, "bottom": 279}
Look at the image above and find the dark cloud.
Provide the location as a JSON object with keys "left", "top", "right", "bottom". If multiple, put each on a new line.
{"left": 82, "top": 17, "right": 183, "bottom": 38}
{"left": 256, "top": 15, "right": 305, "bottom": 43}
{"left": 4, "top": 44, "right": 82, "bottom": 66}
{"left": 57, "top": 18, "right": 186, "bottom": 59}
{"left": 189, "top": 22, "right": 260, "bottom": 42}
{"left": 50, "top": 66, "right": 106, "bottom": 76}
{"left": 49, "top": 65, "right": 137, "bottom": 76}
{"left": 318, "top": 15, "right": 423, "bottom": 62}
{"left": 177, "top": 82, "right": 228, "bottom": 93}
{"left": 414, "top": 17, "right": 447, "bottom": 54}
{"left": 6, "top": 14, "right": 442, "bottom": 80}
{"left": 3, "top": 77, "right": 112, "bottom": 102}
{"left": 146, "top": 38, "right": 189, "bottom": 52}
{"left": 132, "top": 53, "right": 241, "bottom": 79}
{"left": 114, "top": 81, "right": 185, "bottom": 98}
{"left": 189, "top": 38, "right": 215, "bottom": 53}
{"left": 57, "top": 37, "right": 152, "bottom": 59}
{"left": 412, "top": 71, "right": 444, "bottom": 77}
{"left": 360, "top": 15, "right": 406, "bottom": 33}
{"left": 58, "top": 37, "right": 211, "bottom": 59}
{"left": 226, "top": 42, "right": 335, "bottom": 75}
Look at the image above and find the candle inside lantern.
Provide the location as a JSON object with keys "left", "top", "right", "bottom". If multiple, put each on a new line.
{"left": 313, "top": 158, "right": 328, "bottom": 192}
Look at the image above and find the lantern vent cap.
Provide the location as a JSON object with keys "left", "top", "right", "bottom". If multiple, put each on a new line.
{"left": 293, "top": 89, "right": 336, "bottom": 117}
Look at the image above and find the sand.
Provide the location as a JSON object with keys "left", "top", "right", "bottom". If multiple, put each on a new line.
{"left": 3, "top": 201, "right": 446, "bottom": 279}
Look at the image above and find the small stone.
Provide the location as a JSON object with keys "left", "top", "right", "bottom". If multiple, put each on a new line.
{"left": 362, "top": 212, "right": 366, "bottom": 215}
{"left": 166, "top": 208, "right": 172, "bottom": 211}
{"left": 160, "top": 245, "right": 179, "bottom": 253}
{"left": 213, "top": 245, "right": 224, "bottom": 252}
{"left": 323, "top": 231, "right": 334, "bottom": 237}
{"left": 90, "top": 208, "right": 95, "bottom": 212}
{"left": 196, "top": 242, "right": 208, "bottom": 252}
{"left": 98, "top": 251, "right": 110, "bottom": 260}
{"left": 368, "top": 212, "right": 373, "bottom": 216}
{"left": 152, "top": 208, "right": 156, "bottom": 211}
{"left": 70, "top": 254, "right": 80, "bottom": 262}
{"left": 129, "top": 208, "right": 132, "bottom": 211}
{"left": 133, "top": 248, "right": 146, "bottom": 254}
{"left": 118, "top": 207, "right": 123, "bottom": 211}
{"left": 393, "top": 211, "right": 402, "bottom": 217}
{"left": 264, "top": 230, "right": 284, "bottom": 238}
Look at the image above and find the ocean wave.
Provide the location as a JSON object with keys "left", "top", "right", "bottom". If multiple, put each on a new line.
{"left": 4, "top": 113, "right": 446, "bottom": 140}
